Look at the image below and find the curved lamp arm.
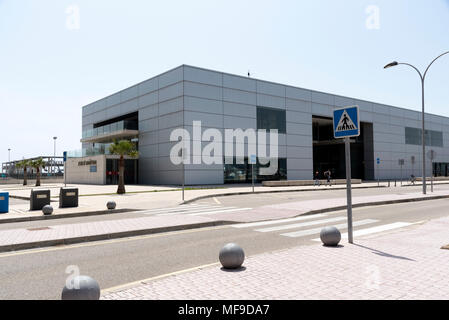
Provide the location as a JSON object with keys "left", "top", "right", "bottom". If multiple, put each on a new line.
{"left": 423, "top": 51, "right": 449, "bottom": 80}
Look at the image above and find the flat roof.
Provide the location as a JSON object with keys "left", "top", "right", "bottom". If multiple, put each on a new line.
{"left": 82, "top": 64, "right": 449, "bottom": 121}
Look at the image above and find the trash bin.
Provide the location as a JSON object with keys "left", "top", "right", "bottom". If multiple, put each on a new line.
{"left": 30, "top": 189, "right": 50, "bottom": 211}
{"left": 59, "top": 188, "right": 78, "bottom": 208}
{"left": 0, "top": 192, "right": 9, "bottom": 214}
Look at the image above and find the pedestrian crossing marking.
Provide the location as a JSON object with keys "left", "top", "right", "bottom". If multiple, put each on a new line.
{"left": 255, "top": 216, "right": 347, "bottom": 233}
{"left": 139, "top": 203, "right": 252, "bottom": 217}
{"left": 187, "top": 208, "right": 252, "bottom": 216}
{"left": 281, "top": 219, "right": 377, "bottom": 238}
{"left": 231, "top": 214, "right": 328, "bottom": 229}
{"left": 311, "top": 222, "right": 414, "bottom": 241}
{"left": 140, "top": 204, "right": 222, "bottom": 214}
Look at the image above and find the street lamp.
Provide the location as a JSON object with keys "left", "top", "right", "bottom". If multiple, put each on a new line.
{"left": 384, "top": 51, "right": 449, "bottom": 195}
{"left": 53, "top": 136, "right": 57, "bottom": 176}
{"left": 8, "top": 148, "right": 11, "bottom": 162}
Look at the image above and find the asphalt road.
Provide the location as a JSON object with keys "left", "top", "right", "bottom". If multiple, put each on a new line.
{"left": 0, "top": 197, "right": 448, "bottom": 299}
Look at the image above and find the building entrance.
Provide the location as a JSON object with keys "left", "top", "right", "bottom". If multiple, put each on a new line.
{"left": 106, "top": 158, "right": 138, "bottom": 185}
{"left": 312, "top": 116, "right": 374, "bottom": 180}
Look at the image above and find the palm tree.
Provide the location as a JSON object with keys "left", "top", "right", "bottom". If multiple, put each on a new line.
{"left": 30, "top": 158, "right": 46, "bottom": 187}
{"left": 16, "top": 160, "right": 31, "bottom": 186}
{"left": 108, "top": 140, "right": 138, "bottom": 194}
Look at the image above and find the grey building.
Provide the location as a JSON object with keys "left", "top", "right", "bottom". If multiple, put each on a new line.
{"left": 71, "top": 64, "right": 449, "bottom": 185}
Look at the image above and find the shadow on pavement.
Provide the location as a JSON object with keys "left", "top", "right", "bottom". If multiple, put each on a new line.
{"left": 220, "top": 266, "right": 247, "bottom": 272}
{"left": 353, "top": 243, "right": 415, "bottom": 261}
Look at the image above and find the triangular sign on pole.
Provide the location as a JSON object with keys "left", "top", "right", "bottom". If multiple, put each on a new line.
{"left": 335, "top": 110, "right": 357, "bottom": 132}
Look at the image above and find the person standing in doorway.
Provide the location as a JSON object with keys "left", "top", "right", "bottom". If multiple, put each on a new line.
{"left": 314, "top": 171, "right": 320, "bottom": 186}
{"left": 324, "top": 169, "right": 332, "bottom": 186}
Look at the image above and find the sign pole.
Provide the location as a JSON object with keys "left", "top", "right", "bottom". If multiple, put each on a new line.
{"left": 63, "top": 151, "right": 67, "bottom": 187}
{"left": 252, "top": 163, "right": 254, "bottom": 193}
{"left": 345, "top": 137, "right": 353, "bottom": 244}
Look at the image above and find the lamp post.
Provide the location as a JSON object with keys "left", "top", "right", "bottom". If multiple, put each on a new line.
{"left": 7, "top": 148, "right": 11, "bottom": 174}
{"left": 53, "top": 136, "right": 57, "bottom": 176}
{"left": 384, "top": 51, "right": 449, "bottom": 195}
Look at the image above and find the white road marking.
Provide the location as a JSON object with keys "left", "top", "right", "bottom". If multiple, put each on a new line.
{"left": 213, "top": 197, "right": 221, "bottom": 204}
{"left": 255, "top": 216, "right": 347, "bottom": 233}
{"left": 311, "top": 222, "right": 415, "bottom": 241}
{"left": 231, "top": 214, "right": 328, "bottom": 229}
{"left": 281, "top": 219, "right": 378, "bottom": 238}
{"left": 187, "top": 208, "right": 252, "bottom": 216}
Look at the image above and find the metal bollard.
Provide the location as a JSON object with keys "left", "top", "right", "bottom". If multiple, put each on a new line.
{"left": 61, "top": 275, "right": 101, "bottom": 300}
{"left": 320, "top": 226, "right": 341, "bottom": 246}
{"left": 219, "top": 243, "right": 245, "bottom": 269}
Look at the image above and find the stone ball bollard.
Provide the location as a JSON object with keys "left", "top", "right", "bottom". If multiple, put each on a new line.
{"left": 106, "top": 201, "right": 116, "bottom": 210}
{"left": 320, "top": 226, "right": 341, "bottom": 246}
{"left": 219, "top": 243, "right": 245, "bottom": 269}
{"left": 61, "top": 275, "right": 101, "bottom": 300}
{"left": 42, "top": 205, "right": 53, "bottom": 215}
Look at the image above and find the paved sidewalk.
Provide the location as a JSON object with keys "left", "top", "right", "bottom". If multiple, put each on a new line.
{"left": 1, "top": 190, "right": 449, "bottom": 252}
{"left": 102, "top": 216, "right": 449, "bottom": 300}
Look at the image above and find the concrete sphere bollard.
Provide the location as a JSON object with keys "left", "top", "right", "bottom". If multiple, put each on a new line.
{"left": 219, "top": 243, "right": 245, "bottom": 269}
{"left": 320, "top": 226, "right": 341, "bottom": 246}
{"left": 106, "top": 201, "right": 116, "bottom": 210}
{"left": 61, "top": 275, "right": 101, "bottom": 300}
{"left": 42, "top": 205, "right": 53, "bottom": 215}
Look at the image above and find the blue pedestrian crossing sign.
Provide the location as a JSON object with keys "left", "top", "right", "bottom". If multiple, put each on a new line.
{"left": 333, "top": 106, "right": 360, "bottom": 138}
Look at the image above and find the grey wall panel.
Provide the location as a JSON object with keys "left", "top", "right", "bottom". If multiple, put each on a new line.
{"left": 334, "top": 96, "right": 355, "bottom": 107}
{"left": 159, "top": 97, "right": 183, "bottom": 116}
{"left": 286, "top": 99, "right": 312, "bottom": 113}
{"left": 121, "top": 85, "right": 139, "bottom": 102}
{"left": 140, "top": 131, "right": 159, "bottom": 146}
{"left": 139, "top": 104, "right": 158, "bottom": 121}
{"left": 159, "top": 82, "right": 183, "bottom": 103}
{"left": 223, "top": 74, "right": 256, "bottom": 92}
{"left": 157, "top": 171, "right": 183, "bottom": 185}
{"left": 311, "top": 103, "right": 333, "bottom": 117}
{"left": 286, "top": 87, "right": 311, "bottom": 101}
{"left": 287, "top": 169, "right": 312, "bottom": 180}
{"left": 287, "top": 122, "right": 312, "bottom": 136}
{"left": 139, "top": 144, "right": 159, "bottom": 157}
{"left": 287, "top": 158, "right": 313, "bottom": 170}
{"left": 139, "top": 118, "right": 158, "bottom": 133}
{"left": 184, "top": 96, "right": 223, "bottom": 114}
{"left": 223, "top": 88, "right": 257, "bottom": 106}
{"left": 139, "top": 92, "right": 158, "bottom": 108}
{"left": 223, "top": 102, "right": 256, "bottom": 118}
{"left": 184, "top": 81, "right": 222, "bottom": 100}
{"left": 287, "top": 146, "right": 313, "bottom": 159}
{"left": 106, "top": 105, "right": 121, "bottom": 119}
{"left": 224, "top": 116, "right": 256, "bottom": 130}
{"left": 158, "top": 112, "right": 183, "bottom": 130}
{"left": 257, "top": 80, "right": 285, "bottom": 97}
{"left": 355, "top": 100, "right": 373, "bottom": 113}
{"left": 185, "top": 170, "right": 223, "bottom": 185}
{"left": 159, "top": 66, "right": 183, "bottom": 89}
{"left": 106, "top": 93, "right": 121, "bottom": 108}
{"left": 120, "top": 98, "right": 139, "bottom": 114}
{"left": 256, "top": 94, "right": 285, "bottom": 109}
{"left": 184, "top": 66, "right": 222, "bottom": 86}
{"left": 286, "top": 134, "right": 313, "bottom": 147}
{"left": 184, "top": 111, "right": 223, "bottom": 128}
{"left": 311, "top": 92, "right": 333, "bottom": 105}
{"left": 286, "top": 111, "right": 312, "bottom": 125}
{"left": 138, "top": 77, "right": 158, "bottom": 95}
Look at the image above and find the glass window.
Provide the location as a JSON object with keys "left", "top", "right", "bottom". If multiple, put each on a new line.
{"left": 224, "top": 157, "right": 287, "bottom": 183}
{"left": 257, "top": 107, "right": 286, "bottom": 134}
{"left": 405, "top": 127, "right": 443, "bottom": 147}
